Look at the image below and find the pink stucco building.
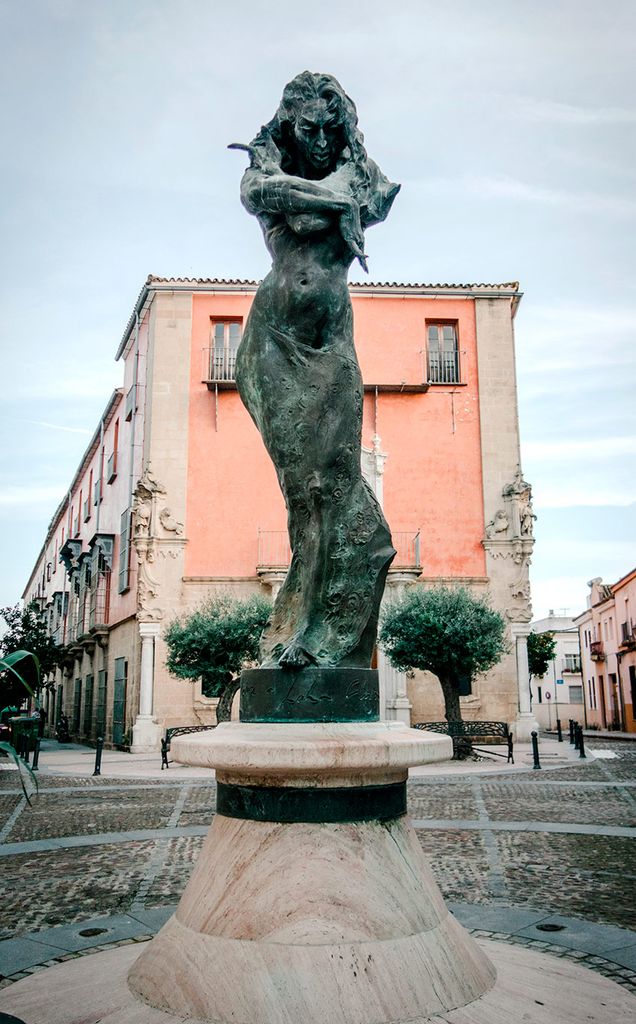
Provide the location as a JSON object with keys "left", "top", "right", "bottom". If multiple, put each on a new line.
{"left": 23, "top": 276, "right": 538, "bottom": 750}
{"left": 574, "top": 569, "right": 636, "bottom": 733}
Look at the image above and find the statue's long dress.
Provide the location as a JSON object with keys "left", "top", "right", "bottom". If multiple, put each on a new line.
{"left": 236, "top": 203, "right": 396, "bottom": 667}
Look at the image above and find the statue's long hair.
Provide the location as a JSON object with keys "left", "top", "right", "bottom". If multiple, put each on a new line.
{"left": 251, "top": 71, "right": 370, "bottom": 188}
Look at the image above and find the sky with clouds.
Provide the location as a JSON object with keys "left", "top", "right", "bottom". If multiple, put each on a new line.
{"left": 0, "top": 0, "right": 634, "bottom": 618}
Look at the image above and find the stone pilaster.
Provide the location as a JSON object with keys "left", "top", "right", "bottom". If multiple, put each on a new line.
{"left": 131, "top": 621, "right": 162, "bottom": 752}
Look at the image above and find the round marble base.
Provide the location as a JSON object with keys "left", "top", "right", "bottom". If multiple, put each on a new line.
{"left": 127, "top": 813, "right": 495, "bottom": 1021}
{"left": 1, "top": 939, "right": 633, "bottom": 1024}
{"left": 170, "top": 720, "right": 453, "bottom": 787}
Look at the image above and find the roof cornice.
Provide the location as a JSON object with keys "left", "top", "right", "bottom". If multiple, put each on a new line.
{"left": 116, "top": 275, "right": 523, "bottom": 358}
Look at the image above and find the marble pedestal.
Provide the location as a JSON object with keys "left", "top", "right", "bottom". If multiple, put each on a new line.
{"left": 126, "top": 721, "right": 503, "bottom": 1023}
{"left": 512, "top": 712, "right": 541, "bottom": 743}
{"left": 130, "top": 714, "right": 162, "bottom": 753}
{"left": 3, "top": 940, "right": 635, "bottom": 1024}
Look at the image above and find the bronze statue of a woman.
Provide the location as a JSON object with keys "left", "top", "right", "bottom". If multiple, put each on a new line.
{"left": 232, "top": 71, "right": 400, "bottom": 671}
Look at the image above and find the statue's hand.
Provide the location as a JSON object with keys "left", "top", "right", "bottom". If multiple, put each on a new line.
{"left": 339, "top": 199, "right": 368, "bottom": 273}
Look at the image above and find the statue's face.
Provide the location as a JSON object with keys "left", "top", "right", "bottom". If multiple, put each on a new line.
{"left": 293, "top": 99, "right": 340, "bottom": 172}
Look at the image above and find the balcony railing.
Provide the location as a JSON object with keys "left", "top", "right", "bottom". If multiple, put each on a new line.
{"left": 590, "top": 640, "right": 605, "bottom": 661}
{"left": 205, "top": 347, "right": 238, "bottom": 383}
{"left": 620, "top": 621, "right": 636, "bottom": 648}
{"left": 256, "top": 530, "right": 421, "bottom": 570}
{"left": 257, "top": 530, "right": 291, "bottom": 568}
{"left": 392, "top": 531, "right": 421, "bottom": 568}
{"left": 427, "top": 351, "right": 460, "bottom": 385}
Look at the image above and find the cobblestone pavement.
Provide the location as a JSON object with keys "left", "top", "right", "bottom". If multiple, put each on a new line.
{"left": 1, "top": 738, "right": 635, "bottom": 984}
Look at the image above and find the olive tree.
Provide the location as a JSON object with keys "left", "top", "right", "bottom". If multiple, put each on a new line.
{"left": 164, "top": 593, "right": 271, "bottom": 721}
{"left": 379, "top": 585, "right": 508, "bottom": 723}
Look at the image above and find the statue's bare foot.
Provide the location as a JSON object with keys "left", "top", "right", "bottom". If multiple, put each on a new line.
{"left": 279, "top": 641, "right": 316, "bottom": 669}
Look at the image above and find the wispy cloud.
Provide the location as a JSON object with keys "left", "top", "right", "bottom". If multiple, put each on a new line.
{"left": 410, "top": 174, "right": 636, "bottom": 218}
{"left": 0, "top": 485, "right": 64, "bottom": 508}
{"left": 466, "top": 175, "right": 636, "bottom": 217}
{"left": 514, "top": 98, "right": 636, "bottom": 126}
{"left": 21, "top": 419, "right": 92, "bottom": 435}
{"left": 8, "top": 375, "right": 120, "bottom": 401}
{"left": 524, "top": 437, "right": 636, "bottom": 461}
{"left": 531, "top": 486, "right": 636, "bottom": 509}
{"left": 516, "top": 304, "right": 636, "bottom": 377}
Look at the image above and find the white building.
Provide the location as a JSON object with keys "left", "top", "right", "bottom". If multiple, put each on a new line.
{"left": 529, "top": 612, "right": 584, "bottom": 730}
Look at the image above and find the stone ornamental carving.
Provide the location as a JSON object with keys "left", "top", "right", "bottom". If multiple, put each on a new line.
{"left": 132, "top": 464, "right": 185, "bottom": 622}
{"left": 159, "top": 506, "right": 184, "bottom": 536}
{"left": 230, "top": 70, "right": 400, "bottom": 670}
{"left": 486, "top": 467, "right": 535, "bottom": 544}
{"left": 136, "top": 545, "right": 163, "bottom": 621}
{"left": 485, "top": 509, "right": 509, "bottom": 538}
{"left": 484, "top": 467, "right": 535, "bottom": 622}
{"left": 502, "top": 467, "right": 535, "bottom": 538}
{"left": 133, "top": 499, "right": 151, "bottom": 538}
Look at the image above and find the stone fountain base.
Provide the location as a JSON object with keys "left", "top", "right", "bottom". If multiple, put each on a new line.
{"left": 3, "top": 935, "right": 634, "bottom": 1024}
{"left": 128, "top": 720, "right": 492, "bottom": 1024}
{"left": 3, "top": 720, "right": 633, "bottom": 1024}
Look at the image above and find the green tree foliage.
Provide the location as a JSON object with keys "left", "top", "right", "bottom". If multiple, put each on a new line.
{"left": 379, "top": 585, "right": 508, "bottom": 723}
{"left": 164, "top": 593, "right": 271, "bottom": 719}
{"left": 0, "top": 603, "right": 61, "bottom": 705}
{"left": 527, "top": 631, "right": 556, "bottom": 679}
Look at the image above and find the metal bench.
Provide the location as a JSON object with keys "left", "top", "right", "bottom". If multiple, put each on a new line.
{"left": 161, "top": 725, "right": 216, "bottom": 769}
{"left": 413, "top": 720, "right": 513, "bottom": 763}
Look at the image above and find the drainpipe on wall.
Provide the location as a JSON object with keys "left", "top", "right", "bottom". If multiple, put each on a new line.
{"left": 127, "top": 311, "right": 141, "bottom": 514}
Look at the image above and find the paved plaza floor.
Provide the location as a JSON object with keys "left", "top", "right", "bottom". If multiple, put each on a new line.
{"left": 1, "top": 735, "right": 635, "bottom": 994}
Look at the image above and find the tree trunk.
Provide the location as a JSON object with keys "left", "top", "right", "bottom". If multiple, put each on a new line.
{"left": 438, "top": 674, "right": 462, "bottom": 724}
{"left": 216, "top": 676, "right": 240, "bottom": 723}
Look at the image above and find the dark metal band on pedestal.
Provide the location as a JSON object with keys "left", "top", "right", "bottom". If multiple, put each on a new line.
{"left": 216, "top": 780, "right": 406, "bottom": 823}
{"left": 240, "top": 667, "right": 379, "bottom": 723}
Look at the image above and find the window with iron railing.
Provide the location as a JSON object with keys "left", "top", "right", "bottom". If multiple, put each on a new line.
{"left": 89, "top": 566, "right": 111, "bottom": 628}
{"left": 125, "top": 384, "right": 137, "bottom": 421}
{"left": 83, "top": 498, "right": 91, "bottom": 523}
{"left": 426, "top": 323, "right": 460, "bottom": 384}
{"left": 118, "top": 509, "right": 131, "bottom": 593}
{"left": 209, "top": 320, "right": 242, "bottom": 382}
{"left": 106, "top": 451, "right": 117, "bottom": 483}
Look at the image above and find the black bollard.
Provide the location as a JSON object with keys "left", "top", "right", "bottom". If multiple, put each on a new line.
{"left": 161, "top": 738, "right": 170, "bottom": 770}
{"left": 577, "top": 725, "right": 586, "bottom": 759}
{"left": 556, "top": 719, "right": 563, "bottom": 743}
{"left": 93, "top": 737, "right": 104, "bottom": 777}
{"left": 569, "top": 719, "right": 575, "bottom": 744}
{"left": 32, "top": 738, "right": 41, "bottom": 771}
{"left": 22, "top": 735, "right": 30, "bottom": 766}
{"left": 531, "top": 730, "right": 541, "bottom": 770}
{"left": 574, "top": 723, "right": 581, "bottom": 750}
